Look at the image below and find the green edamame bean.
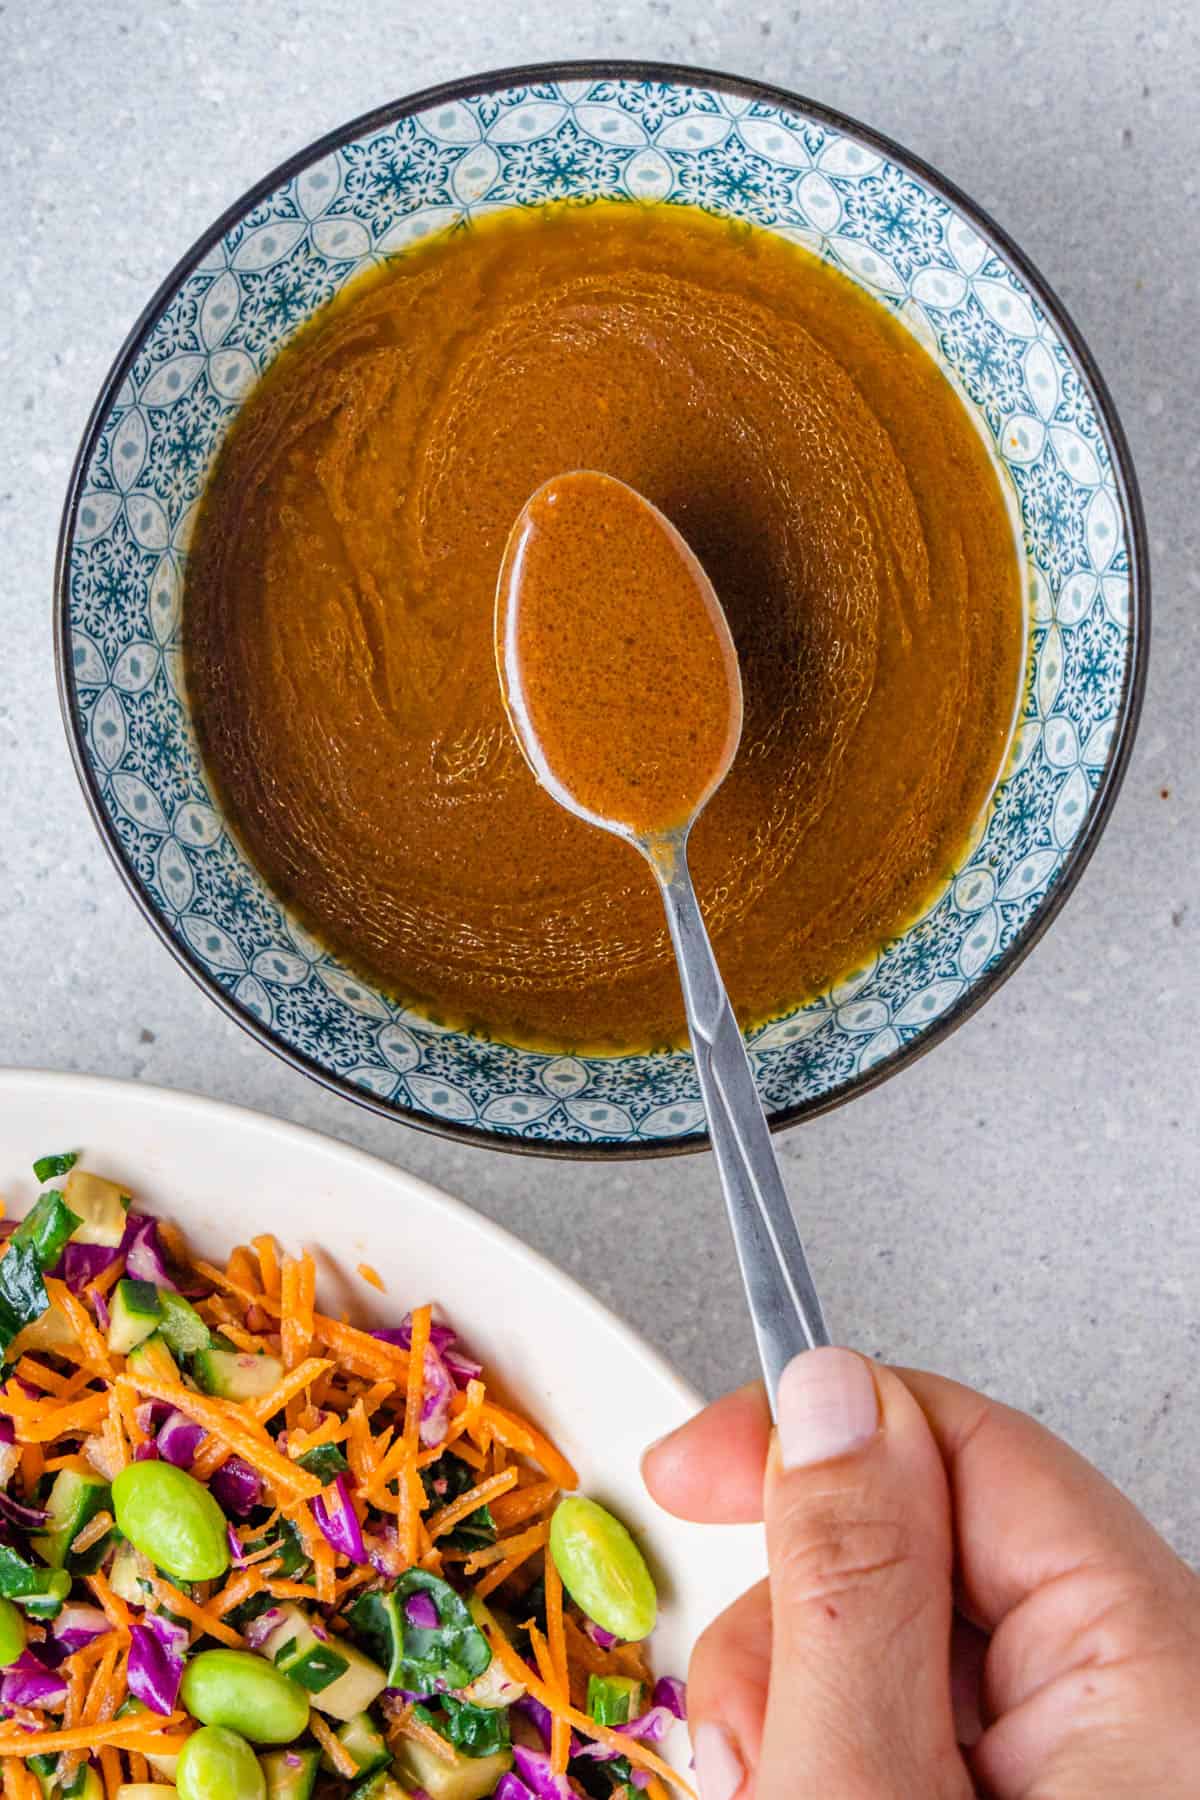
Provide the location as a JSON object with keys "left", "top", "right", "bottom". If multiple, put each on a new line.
{"left": 112, "top": 1460, "right": 229, "bottom": 1582}
{"left": 180, "top": 1648, "right": 309, "bottom": 1745}
{"left": 0, "top": 1596, "right": 26, "bottom": 1666}
{"left": 549, "top": 1495, "right": 657, "bottom": 1641}
{"left": 176, "top": 1725, "right": 265, "bottom": 1800}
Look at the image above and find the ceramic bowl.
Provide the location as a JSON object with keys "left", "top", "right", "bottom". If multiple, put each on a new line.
{"left": 57, "top": 62, "right": 1148, "bottom": 1155}
{"left": 0, "top": 1068, "right": 764, "bottom": 1764}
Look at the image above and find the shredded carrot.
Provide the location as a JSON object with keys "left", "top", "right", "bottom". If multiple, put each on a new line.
{"left": 211, "top": 1567, "right": 264, "bottom": 1617}
{"left": 42, "top": 1453, "right": 95, "bottom": 1475}
{"left": 479, "top": 1401, "right": 579, "bottom": 1491}
{"left": 294, "top": 1411, "right": 350, "bottom": 1452}
{"left": 426, "top": 1466, "right": 518, "bottom": 1539}
{"left": 105, "top": 1389, "right": 130, "bottom": 1472}
{"left": 3, "top": 1764, "right": 38, "bottom": 1800}
{"left": 213, "top": 1319, "right": 270, "bottom": 1355}
{"left": 9, "top": 1391, "right": 109, "bottom": 1443}
{"left": 491, "top": 1477, "right": 559, "bottom": 1530}
{"left": 356, "top": 1261, "right": 385, "bottom": 1293}
{"left": 283, "top": 1500, "right": 338, "bottom": 1605}
{"left": 87, "top": 1571, "right": 133, "bottom": 1631}
{"left": 151, "top": 1577, "right": 245, "bottom": 1648}
{"left": 309, "top": 1710, "right": 358, "bottom": 1777}
{"left": 359, "top": 1377, "right": 395, "bottom": 1418}
{"left": 83, "top": 1636, "right": 123, "bottom": 1726}
{"left": 0, "top": 1713, "right": 189, "bottom": 1756}
{"left": 127, "top": 1753, "right": 150, "bottom": 1785}
{"left": 99, "top": 1748, "right": 123, "bottom": 1800}
{"left": 14, "top": 1356, "right": 69, "bottom": 1396}
{"left": 48, "top": 1279, "right": 112, "bottom": 1374}
{"left": 226, "top": 1245, "right": 260, "bottom": 1294}
{"left": 263, "top": 1577, "right": 326, "bottom": 1601}
{"left": 344, "top": 1398, "right": 377, "bottom": 1487}
{"left": 405, "top": 1306, "right": 431, "bottom": 1462}
{"left": 117, "top": 1376, "right": 146, "bottom": 1449}
{"left": 87, "top": 1257, "right": 125, "bottom": 1300}
{"left": 545, "top": 1554, "right": 571, "bottom": 1774}
{"left": 387, "top": 1702, "right": 457, "bottom": 1763}
{"left": 280, "top": 1251, "right": 316, "bottom": 1374}
{"left": 191, "top": 1258, "right": 272, "bottom": 1310}
{"left": 252, "top": 1233, "right": 282, "bottom": 1297}
{"left": 313, "top": 1313, "right": 409, "bottom": 1382}
{"left": 472, "top": 1523, "right": 551, "bottom": 1598}
{"left": 19, "top": 1440, "right": 44, "bottom": 1499}
{"left": 247, "top": 1356, "right": 332, "bottom": 1426}
{"left": 71, "top": 1508, "right": 114, "bottom": 1556}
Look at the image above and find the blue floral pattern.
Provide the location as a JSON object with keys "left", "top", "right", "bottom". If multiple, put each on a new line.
{"left": 62, "top": 76, "right": 1140, "bottom": 1148}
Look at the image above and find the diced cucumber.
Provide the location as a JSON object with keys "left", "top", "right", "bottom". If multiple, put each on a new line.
{"left": 30, "top": 1469, "right": 111, "bottom": 1568}
{"left": 262, "top": 1606, "right": 387, "bottom": 1721}
{"left": 108, "top": 1279, "right": 163, "bottom": 1355}
{"left": 193, "top": 1347, "right": 283, "bottom": 1401}
{"left": 157, "top": 1290, "right": 210, "bottom": 1355}
{"left": 286, "top": 1641, "right": 352, "bottom": 1694}
{"left": 11, "top": 1304, "right": 77, "bottom": 1356}
{"left": 351, "top": 1775, "right": 416, "bottom": 1800}
{"left": 587, "top": 1673, "right": 643, "bottom": 1727}
{"left": 393, "top": 1738, "right": 512, "bottom": 1800}
{"left": 62, "top": 1769, "right": 105, "bottom": 1800}
{"left": 62, "top": 1170, "right": 129, "bottom": 1248}
{"left": 262, "top": 1746, "right": 321, "bottom": 1800}
{"left": 115, "top": 1788, "right": 177, "bottom": 1800}
{"left": 109, "top": 1536, "right": 156, "bottom": 1605}
{"left": 125, "top": 1332, "right": 181, "bottom": 1385}
{"left": 321, "top": 1712, "right": 391, "bottom": 1778}
{"left": 28, "top": 1755, "right": 58, "bottom": 1800}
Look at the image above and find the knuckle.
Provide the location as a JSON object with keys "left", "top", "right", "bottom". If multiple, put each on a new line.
{"left": 770, "top": 1500, "right": 919, "bottom": 1621}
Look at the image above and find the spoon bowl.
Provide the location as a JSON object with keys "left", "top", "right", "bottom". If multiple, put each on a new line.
{"left": 496, "top": 471, "right": 830, "bottom": 1403}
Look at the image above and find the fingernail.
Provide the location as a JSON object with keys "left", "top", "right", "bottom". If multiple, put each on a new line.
{"left": 693, "top": 1721, "right": 744, "bottom": 1800}
{"left": 777, "top": 1346, "right": 880, "bottom": 1470}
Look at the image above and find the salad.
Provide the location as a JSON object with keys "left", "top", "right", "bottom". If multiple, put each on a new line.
{"left": 0, "top": 1157, "right": 690, "bottom": 1800}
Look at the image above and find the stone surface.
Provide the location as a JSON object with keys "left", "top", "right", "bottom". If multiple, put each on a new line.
{"left": 1, "top": 1, "right": 1197, "bottom": 1558}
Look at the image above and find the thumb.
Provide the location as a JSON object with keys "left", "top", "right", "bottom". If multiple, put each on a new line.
{"left": 750, "top": 1348, "right": 970, "bottom": 1800}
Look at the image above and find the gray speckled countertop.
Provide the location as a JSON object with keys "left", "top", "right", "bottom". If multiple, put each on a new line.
{"left": 2, "top": 2, "right": 1198, "bottom": 1558}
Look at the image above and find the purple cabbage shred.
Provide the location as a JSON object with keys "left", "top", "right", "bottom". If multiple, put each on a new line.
{"left": 210, "top": 1454, "right": 262, "bottom": 1517}
{"left": 312, "top": 1471, "right": 366, "bottom": 1565}
{"left": 128, "top": 1612, "right": 188, "bottom": 1714}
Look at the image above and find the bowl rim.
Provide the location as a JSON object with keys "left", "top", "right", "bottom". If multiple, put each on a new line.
{"left": 54, "top": 57, "right": 1150, "bottom": 1161}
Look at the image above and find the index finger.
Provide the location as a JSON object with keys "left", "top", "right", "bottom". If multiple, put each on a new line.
{"left": 642, "top": 1381, "right": 771, "bottom": 1523}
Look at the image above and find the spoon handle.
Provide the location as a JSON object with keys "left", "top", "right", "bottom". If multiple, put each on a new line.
{"left": 652, "top": 837, "right": 830, "bottom": 1409}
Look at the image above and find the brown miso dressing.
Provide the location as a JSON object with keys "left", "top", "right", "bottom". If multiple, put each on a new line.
{"left": 496, "top": 471, "right": 741, "bottom": 837}
{"left": 184, "top": 200, "right": 1026, "bottom": 1055}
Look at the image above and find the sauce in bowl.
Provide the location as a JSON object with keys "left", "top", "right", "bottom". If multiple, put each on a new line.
{"left": 184, "top": 201, "right": 1026, "bottom": 1053}
{"left": 496, "top": 471, "right": 742, "bottom": 839}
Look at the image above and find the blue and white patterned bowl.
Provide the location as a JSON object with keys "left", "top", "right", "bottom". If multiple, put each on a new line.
{"left": 56, "top": 62, "right": 1148, "bottom": 1157}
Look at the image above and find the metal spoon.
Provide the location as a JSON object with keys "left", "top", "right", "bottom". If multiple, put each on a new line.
{"left": 496, "top": 472, "right": 829, "bottom": 1409}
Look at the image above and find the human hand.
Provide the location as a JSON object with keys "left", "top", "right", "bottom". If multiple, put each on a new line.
{"left": 643, "top": 1349, "right": 1200, "bottom": 1798}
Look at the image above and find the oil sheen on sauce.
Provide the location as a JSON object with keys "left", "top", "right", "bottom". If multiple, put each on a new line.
{"left": 496, "top": 471, "right": 742, "bottom": 838}
{"left": 184, "top": 200, "right": 1026, "bottom": 1055}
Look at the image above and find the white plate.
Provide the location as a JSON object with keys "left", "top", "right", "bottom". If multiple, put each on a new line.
{"left": 0, "top": 1070, "right": 765, "bottom": 1770}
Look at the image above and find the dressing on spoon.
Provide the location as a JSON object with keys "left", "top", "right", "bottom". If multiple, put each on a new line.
{"left": 495, "top": 470, "right": 742, "bottom": 839}
{"left": 495, "top": 468, "right": 829, "bottom": 1402}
